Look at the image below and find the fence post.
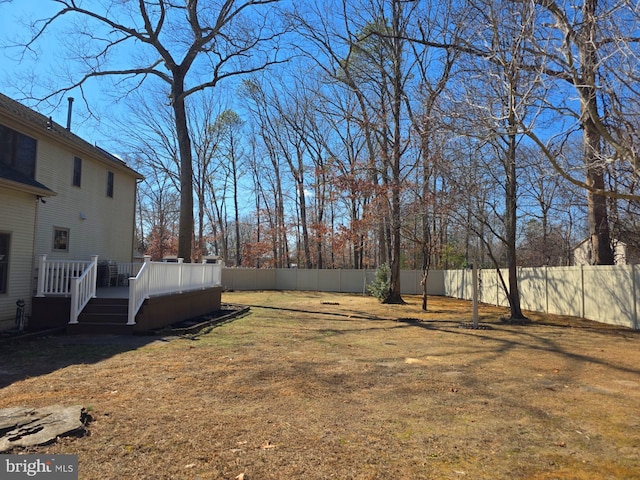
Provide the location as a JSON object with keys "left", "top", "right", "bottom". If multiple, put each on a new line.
{"left": 90, "top": 255, "right": 99, "bottom": 298}
{"left": 144, "top": 255, "right": 151, "bottom": 295}
{"left": 544, "top": 266, "right": 548, "bottom": 313}
{"left": 69, "top": 277, "right": 79, "bottom": 324}
{"left": 472, "top": 263, "right": 479, "bottom": 328}
{"left": 36, "top": 254, "right": 47, "bottom": 297}
{"left": 633, "top": 264, "right": 639, "bottom": 330}
{"left": 580, "top": 265, "right": 585, "bottom": 319}
{"left": 127, "top": 277, "right": 137, "bottom": 325}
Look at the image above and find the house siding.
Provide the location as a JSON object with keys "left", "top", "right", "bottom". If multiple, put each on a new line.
{"left": 0, "top": 93, "right": 142, "bottom": 331}
{"left": 33, "top": 140, "right": 137, "bottom": 263}
{"left": 0, "top": 188, "right": 37, "bottom": 330}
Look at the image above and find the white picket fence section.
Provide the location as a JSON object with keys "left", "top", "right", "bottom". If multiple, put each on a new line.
{"left": 222, "top": 266, "right": 639, "bottom": 330}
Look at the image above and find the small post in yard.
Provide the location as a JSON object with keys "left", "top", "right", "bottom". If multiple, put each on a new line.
{"left": 472, "top": 262, "right": 479, "bottom": 328}
{"left": 460, "top": 263, "right": 482, "bottom": 329}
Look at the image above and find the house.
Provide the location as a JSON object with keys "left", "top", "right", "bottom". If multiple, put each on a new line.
{"left": 0, "top": 94, "right": 224, "bottom": 330}
{"left": 0, "top": 92, "right": 145, "bottom": 331}
{"left": 572, "top": 236, "right": 640, "bottom": 265}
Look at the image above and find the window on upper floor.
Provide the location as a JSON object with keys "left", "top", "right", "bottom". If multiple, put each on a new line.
{"left": 107, "top": 171, "right": 114, "bottom": 198}
{"left": 0, "top": 233, "right": 9, "bottom": 294}
{"left": 72, "top": 156, "right": 82, "bottom": 187}
{"left": 0, "top": 124, "right": 37, "bottom": 179}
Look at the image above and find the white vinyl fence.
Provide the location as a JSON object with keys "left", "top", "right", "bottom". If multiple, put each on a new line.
{"left": 445, "top": 265, "right": 640, "bottom": 330}
{"left": 222, "top": 266, "right": 640, "bottom": 330}
{"left": 222, "top": 268, "right": 445, "bottom": 296}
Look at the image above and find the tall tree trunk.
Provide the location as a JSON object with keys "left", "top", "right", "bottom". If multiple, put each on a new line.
{"left": 505, "top": 114, "right": 526, "bottom": 320}
{"left": 297, "top": 177, "right": 313, "bottom": 269}
{"left": 231, "top": 136, "right": 241, "bottom": 267}
{"left": 384, "top": 0, "right": 405, "bottom": 304}
{"left": 277, "top": 175, "right": 289, "bottom": 268}
{"left": 172, "top": 76, "right": 194, "bottom": 262}
{"left": 503, "top": 54, "right": 527, "bottom": 321}
{"left": 580, "top": 0, "right": 614, "bottom": 265}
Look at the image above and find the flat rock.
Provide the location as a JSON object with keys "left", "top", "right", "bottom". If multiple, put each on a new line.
{"left": 0, "top": 405, "right": 87, "bottom": 452}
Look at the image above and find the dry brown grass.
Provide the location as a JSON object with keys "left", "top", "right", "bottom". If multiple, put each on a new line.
{"left": 1, "top": 291, "right": 639, "bottom": 479}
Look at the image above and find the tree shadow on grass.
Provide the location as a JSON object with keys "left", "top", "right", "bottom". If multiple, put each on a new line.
{"left": 0, "top": 335, "right": 163, "bottom": 390}
{"left": 391, "top": 316, "right": 640, "bottom": 377}
{"left": 0, "top": 308, "right": 248, "bottom": 390}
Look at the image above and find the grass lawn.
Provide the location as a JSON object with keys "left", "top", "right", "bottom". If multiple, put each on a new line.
{"left": 0, "top": 291, "right": 639, "bottom": 479}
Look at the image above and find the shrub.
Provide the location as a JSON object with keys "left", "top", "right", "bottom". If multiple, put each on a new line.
{"left": 368, "top": 263, "right": 390, "bottom": 302}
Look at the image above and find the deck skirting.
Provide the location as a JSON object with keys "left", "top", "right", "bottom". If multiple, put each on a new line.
{"left": 30, "top": 287, "right": 222, "bottom": 334}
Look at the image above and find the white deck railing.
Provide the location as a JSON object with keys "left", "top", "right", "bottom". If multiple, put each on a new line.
{"left": 36, "top": 254, "right": 98, "bottom": 324}
{"left": 37, "top": 255, "right": 222, "bottom": 326}
{"left": 36, "top": 255, "right": 94, "bottom": 297}
{"left": 115, "top": 262, "right": 144, "bottom": 283}
{"left": 69, "top": 256, "right": 99, "bottom": 324}
{"left": 127, "top": 257, "right": 223, "bottom": 325}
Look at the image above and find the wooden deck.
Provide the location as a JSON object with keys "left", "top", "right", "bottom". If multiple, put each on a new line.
{"left": 30, "top": 286, "right": 222, "bottom": 334}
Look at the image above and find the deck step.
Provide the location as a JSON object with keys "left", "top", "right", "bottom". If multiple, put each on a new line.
{"left": 72, "top": 297, "right": 133, "bottom": 333}
{"left": 76, "top": 312, "right": 129, "bottom": 323}
{"left": 80, "top": 298, "right": 127, "bottom": 313}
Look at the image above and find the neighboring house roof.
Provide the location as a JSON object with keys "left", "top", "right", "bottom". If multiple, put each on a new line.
{"left": 0, "top": 163, "right": 56, "bottom": 197}
{"left": 0, "top": 92, "right": 143, "bottom": 180}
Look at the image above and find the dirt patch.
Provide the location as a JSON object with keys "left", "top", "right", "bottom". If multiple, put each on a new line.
{"left": 0, "top": 292, "right": 638, "bottom": 479}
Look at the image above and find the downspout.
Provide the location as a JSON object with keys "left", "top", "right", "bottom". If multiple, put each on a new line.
{"left": 29, "top": 196, "right": 41, "bottom": 321}
{"left": 132, "top": 178, "right": 142, "bottom": 262}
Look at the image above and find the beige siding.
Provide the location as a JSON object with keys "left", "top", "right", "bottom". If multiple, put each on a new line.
{"left": 0, "top": 99, "right": 140, "bottom": 331}
{"left": 0, "top": 188, "right": 37, "bottom": 330}
{"left": 33, "top": 138, "right": 137, "bottom": 263}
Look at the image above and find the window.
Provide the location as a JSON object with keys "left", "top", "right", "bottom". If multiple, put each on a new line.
{"left": 106, "top": 171, "right": 114, "bottom": 198}
{"left": 72, "top": 156, "right": 82, "bottom": 187}
{"left": 53, "top": 228, "right": 69, "bottom": 252}
{"left": 0, "top": 234, "right": 8, "bottom": 294}
{"left": 0, "top": 124, "right": 37, "bottom": 178}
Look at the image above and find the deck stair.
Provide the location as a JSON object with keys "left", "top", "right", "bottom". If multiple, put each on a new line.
{"left": 66, "top": 297, "right": 136, "bottom": 335}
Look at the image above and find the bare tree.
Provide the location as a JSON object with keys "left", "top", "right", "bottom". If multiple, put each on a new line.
{"left": 522, "top": 0, "right": 640, "bottom": 263}
{"left": 241, "top": 78, "right": 291, "bottom": 268}
{"left": 20, "top": 0, "right": 285, "bottom": 261}
{"left": 445, "top": 0, "right": 543, "bottom": 320}
{"left": 211, "top": 109, "right": 245, "bottom": 266}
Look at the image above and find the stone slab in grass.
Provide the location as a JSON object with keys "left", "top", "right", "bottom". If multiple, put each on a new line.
{"left": 0, "top": 405, "right": 87, "bottom": 452}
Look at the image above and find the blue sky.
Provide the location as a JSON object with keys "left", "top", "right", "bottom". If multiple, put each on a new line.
{"left": 0, "top": 0, "right": 151, "bottom": 151}
{"left": 0, "top": 0, "right": 275, "bottom": 157}
{"left": 0, "top": 0, "right": 284, "bottom": 221}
